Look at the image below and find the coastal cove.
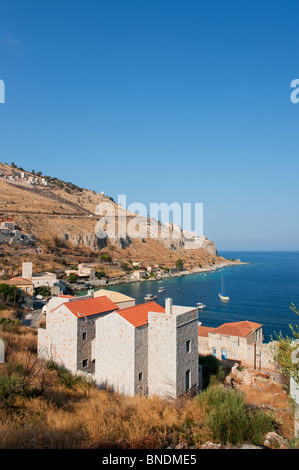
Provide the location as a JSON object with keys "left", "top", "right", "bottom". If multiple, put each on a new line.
{"left": 92, "top": 252, "right": 299, "bottom": 343}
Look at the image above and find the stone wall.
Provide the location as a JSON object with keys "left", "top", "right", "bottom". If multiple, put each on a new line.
{"left": 148, "top": 311, "right": 177, "bottom": 397}
{"left": 76, "top": 309, "right": 116, "bottom": 374}
{"left": 148, "top": 306, "right": 199, "bottom": 398}
{"left": 176, "top": 309, "right": 199, "bottom": 396}
{"left": 38, "top": 304, "right": 77, "bottom": 373}
{"left": 198, "top": 336, "right": 211, "bottom": 356}
{"left": 209, "top": 333, "right": 249, "bottom": 362}
{"left": 134, "top": 324, "right": 148, "bottom": 395}
{"left": 94, "top": 313, "right": 135, "bottom": 395}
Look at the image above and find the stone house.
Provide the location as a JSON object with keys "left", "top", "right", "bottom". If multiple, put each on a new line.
{"left": 132, "top": 270, "right": 147, "bottom": 280}
{"left": 38, "top": 296, "right": 199, "bottom": 398}
{"left": 65, "top": 264, "right": 96, "bottom": 280}
{"left": 22, "top": 262, "right": 63, "bottom": 295}
{"left": 0, "top": 277, "right": 34, "bottom": 308}
{"left": 198, "top": 320, "right": 263, "bottom": 369}
{"left": 38, "top": 295, "right": 119, "bottom": 374}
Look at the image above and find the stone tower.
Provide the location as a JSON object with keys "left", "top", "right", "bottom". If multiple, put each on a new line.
{"left": 148, "top": 298, "right": 199, "bottom": 398}
{"left": 22, "top": 262, "right": 33, "bottom": 280}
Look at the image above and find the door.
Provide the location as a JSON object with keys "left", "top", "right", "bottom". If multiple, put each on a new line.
{"left": 221, "top": 348, "right": 228, "bottom": 360}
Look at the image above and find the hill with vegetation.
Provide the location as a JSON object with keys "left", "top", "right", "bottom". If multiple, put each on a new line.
{"left": 0, "top": 162, "right": 237, "bottom": 278}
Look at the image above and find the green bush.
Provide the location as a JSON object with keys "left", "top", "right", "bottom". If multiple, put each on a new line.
{"left": 95, "top": 270, "right": 106, "bottom": 279}
{"left": 68, "top": 273, "right": 78, "bottom": 284}
{"left": 196, "top": 385, "right": 273, "bottom": 445}
{"left": 34, "top": 286, "right": 51, "bottom": 298}
{"left": 199, "top": 354, "right": 224, "bottom": 387}
{"left": 0, "top": 284, "right": 20, "bottom": 303}
{"left": 0, "top": 372, "right": 31, "bottom": 405}
{"left": 46, "top": 361, "right": 88, "bottom": 389}
{"left": 175, "top": 259, "right": 184, "bottom": 270}
{"left": 100, "top": 253, "right": 112, "bottom": 262}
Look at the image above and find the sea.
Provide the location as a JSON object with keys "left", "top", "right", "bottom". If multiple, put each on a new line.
{"left": 97, "top": 251, "right": 299, "bottom": 343}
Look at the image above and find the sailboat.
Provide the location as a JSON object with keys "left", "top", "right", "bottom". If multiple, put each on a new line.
{"left": 218, "top": 274, "right": 230, "bottom": 301}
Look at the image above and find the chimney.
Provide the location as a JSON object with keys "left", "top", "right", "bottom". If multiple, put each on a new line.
{"left": 165, "top": 298, "right": 173, "bottom": 315}
{"left": 87, "top": 289, "right": 94, "bottom": 298}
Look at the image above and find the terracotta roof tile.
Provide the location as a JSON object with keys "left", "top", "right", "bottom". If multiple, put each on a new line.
{"left": 117, "top": 301, "right": 165, "bottom": 328}
{"left": 1, "top": 277, "right": 33, "bottom": 286}
{"left": 213, "top": 320, "right": 262, "bottom": 338}
{"left": 64, "top": 296, "right": 119, "bottom": 318}
{"left": 198, "top": 326, "right": 216, "bottom": 337}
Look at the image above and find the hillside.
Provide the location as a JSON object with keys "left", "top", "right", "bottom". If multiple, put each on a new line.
{"left": 0, "top": 162, "right": 235, "bottom": 275}
{"left": 0, "top": 316, "right": 294, "bottom": 449}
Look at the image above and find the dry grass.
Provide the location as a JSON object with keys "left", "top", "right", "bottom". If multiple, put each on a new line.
{"left": 239, "top": 380, "right": 294, "bottom": 441}
{"left": 0, "top": 319, "right": 293, "bottom": 449}
{"left": 0, "top": 323, "right": 209, "bottom": 449}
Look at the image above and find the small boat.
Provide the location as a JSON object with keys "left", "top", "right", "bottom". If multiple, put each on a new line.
{"left": 218, "top": 293, "right": 230, "bottom": 301}
{"left": 158, "top": 287, "right": 165, "bottom": 293}
{"left": 197, "top": 302, "right": 206, "bottom": 309}
{"left": 218, "top": 274, "right": 230, "bottom": 301}
{"left": 144, "top": 293, "right": 157, "bottom": 301}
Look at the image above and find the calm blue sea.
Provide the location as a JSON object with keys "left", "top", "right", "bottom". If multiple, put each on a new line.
{"left": 100, "top": 252, "right": 299, "bottom": 343}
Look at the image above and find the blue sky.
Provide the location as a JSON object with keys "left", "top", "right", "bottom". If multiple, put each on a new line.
{"left": 0, "top": 0, "right": 298, "bottom": 250}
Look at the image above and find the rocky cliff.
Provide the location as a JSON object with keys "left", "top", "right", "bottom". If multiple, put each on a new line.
{"left": 0, "top": 162, "right": 224, "bottom": 269}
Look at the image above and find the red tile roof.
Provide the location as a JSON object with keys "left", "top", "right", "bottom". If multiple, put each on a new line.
{"left": 198, "top": 326, "right": 216, "bottom": 337}
{"left": 63, "top": 296, "right": 119, "bottom": 318}
{"left": 213, "top": 320, "right": 262, "bottom": 338}
{"left": 117, "top": 301, "right": 165, "bottom": 328}
{"left": 1, "top": 277, "right": 33, "bottom": 286}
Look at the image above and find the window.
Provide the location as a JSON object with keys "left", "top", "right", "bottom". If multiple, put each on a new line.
{"left": 233, "top": 341, "right": 238, "bottom": 348}
{"left": 218, "top": 339, "right": 221, "bottom": 345}
{"left": 212, "top": 347, "right": 217, "bottom": 357}
{"left": 26, "top": 287, "right": 30, "bottom": 292}
{"left": 185, "top": 369, "right": 190, "bottom": 392}
{"left": 138, "top": 372, "right": 143, "bottom": 382}
{"left": 186, "top": 340, "right": 191, "bottom": 354}
{"left": 82, "top": 332, "right": 87, "bottom": 341}
{"left": 82, "top": 359, "right": 88, "bottom": 368}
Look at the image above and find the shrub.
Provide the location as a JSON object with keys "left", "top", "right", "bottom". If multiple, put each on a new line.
{"left": 175, "top": 259, "right": 184, "bottom": 270}
{"left": 0, "top": 373, "right": 23, "bottom": 404}
{"left": 68, "top": 273, "right": 78, "bottom": 284}
{"left": 34, "top": 286, "right": 51, "bottom": 298}
{"left": 196, "top": 385, "right": 273, "bottom": 445}
{"left": 52, "top": 236, "right": 65, "bottom": 248}
{"left": 100, "top": 253, "right": 112, "bottom": 262}
{"left": 95, "top": 270, "right": 106, "bottom": 279}
{"left": 120, "top": 262, "right": 131, "bottom": 272}
{"left": 0, "top": 284, "right": 20, "bottom": 304}
{"left": 46, "top": 361, "right": 88, "bottom": 389}
{"left": 198, "top": 354, "right": 224, "bottom": 388}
